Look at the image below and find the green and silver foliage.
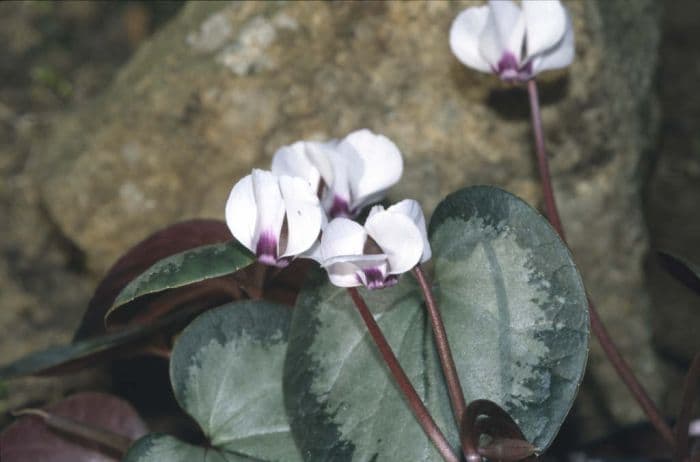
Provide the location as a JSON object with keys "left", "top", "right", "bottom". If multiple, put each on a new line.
{"left": 284, "top": 185, "right": 589, "bottom": 460}
{"left": 107, "top": 240, "right": 254, "bottom": 320}
{"left": 124, "top": 301, "right": 302, "bottom": 462}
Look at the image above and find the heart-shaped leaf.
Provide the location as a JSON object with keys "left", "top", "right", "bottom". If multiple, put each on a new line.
{"left": 75, "top": 219, "right": 233, "bottom": 340}
{"left": 105, "top": 240, "right": 254, "bottom": 326}
{"left": 428, "top": 186, "right": 589, "bottom": 449}
{"left": 0, "top": 307, "right": 195, "bottom": 379}
{"left": 284, "top": 186, "right": 589, "bottom": 460}
{"left": 124, "top": 301, "right": 302, "bottom": 462}
{"left": 0, "top": 392, "right": 147, "bottom": 462}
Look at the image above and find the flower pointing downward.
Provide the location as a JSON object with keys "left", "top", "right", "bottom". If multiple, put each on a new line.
{"left": 319, "top": 199, "right": 431, "bottom": 290}
{"left": 450, "top": 0, "right": 574, "bottom": 82}
{"left": 225, "top": 169, "right": 324, "bottom": 267}
{"left": 272, "top": 129, "right": 403, "bottom": 219}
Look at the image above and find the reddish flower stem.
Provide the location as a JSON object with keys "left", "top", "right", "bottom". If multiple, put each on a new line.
{"left": 527, "top": 79, "right": 675, "bottom": 447}
{"left": 347, "top": 288, "right": 459, "bottom": 462}
{"left": 412, "top": 266, "right": 467, "bottom": 427}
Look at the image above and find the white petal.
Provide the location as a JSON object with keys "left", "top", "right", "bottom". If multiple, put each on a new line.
{"left": 319, "top": 218, "right": 367, "bottom": 261}
{"left": 531, "top": 10, "right": 574, "bottom": 74}
{"left": 300, "top": 239, "right": 323, "bottom": 263}
{"left": 324, "top": 254, "right": 387, "bottom": 288}
{"left": 251, "top": 169, "right": 285, "bottom": 248}
{"left": 340, "top": 129, "right": 403, "bottom": 211}
{"left": 271, "top": 141, "right": 320, "bottom": 190}
{"left": 305, "top": 140, "right": 337, "bottom": 189}
{"left": 522, "top": 0, "right": 567, "bottom": 59}
{"left": 386, "top": 199, "right": 432, "bottom": 263}
{"left": 479, "top": 0, "right": 524, "bottom": 67}
{"left": 278, "top": 175, "right": 323, "bottom": 258}
{"left": 365, "top": 210, "right": 423, "bottom": 275}
{"left": 323, "top": 148, "right": 353, "bottom": 212}
{"left": 449, "top": 6, "right": 492, "bottom": 73}
{"left": 225, "top": 174, "right": 257, "bottom": 252}
{"left": 367, "top": 204, "right": 385, "bottom": 219}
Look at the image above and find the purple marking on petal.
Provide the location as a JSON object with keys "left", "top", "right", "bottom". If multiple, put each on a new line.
{"left": 358, "top": 268, "right": 398, "bottom": 290}
{"left": 329, "top": 196, "right": 351, "bottom": 219}
{"left": 496, "top": 52, "right": 534, "bottom": 83}
{"left": 255, "top": 231, "right": 279, "bottom": 266}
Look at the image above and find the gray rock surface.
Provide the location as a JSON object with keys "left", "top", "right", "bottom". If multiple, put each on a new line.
{"left": 4, "top": 0, "right": 666, "bottom": 441}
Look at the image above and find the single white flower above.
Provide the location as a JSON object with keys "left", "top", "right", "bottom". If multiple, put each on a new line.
{"left": 225, "top": 169, "right": 323, "bottom": 267}
{"left": 319, "top": 199, "right": 431, "bottom": 290}
{"left": 449, "top": 0, "right": 574, "bottom": 82}
{"left": 271, "top": 129, "right": 403, "bottom": 219}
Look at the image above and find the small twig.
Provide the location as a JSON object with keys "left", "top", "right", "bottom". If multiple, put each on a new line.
{"left": 12, "top": 407, "right": 133, "bottom": 454}
{"left": 347, "top": 288, "right": 459, "bottom": 462}
{"left": 675, "top": 353, "right": 700, "bottom": 462}
{"left": 412, "top": 266, "right": 467, "bottom": 427}
{"left": 527, "top": 78, "right": 674, "bottom": 448}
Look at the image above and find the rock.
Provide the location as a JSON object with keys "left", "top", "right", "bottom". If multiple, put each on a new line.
{"left": 28, "top": 0, "right": 663, "bottom": 440}
{"left": 645, "top": 0, "right": 700, "bottom": 395}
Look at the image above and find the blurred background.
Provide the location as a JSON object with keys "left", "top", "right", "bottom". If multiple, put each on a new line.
{"left": 0, "top": 0, "right": 698, "bottom": 457}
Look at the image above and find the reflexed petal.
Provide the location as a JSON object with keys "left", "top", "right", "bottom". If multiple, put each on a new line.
{"left": 271, "top": 141, "right": 321, "bottom": 189}
{"left": 479, "top": 0, "right": 523, "bottom": 67}
{"left": 319, "top": 218, "right": 367, "bottom": 261}
{"left": 340, "top": 129, "right": 403, "bottom": 211}
{"left": 278, "top": 175, "right": 323, "bottom": 258}
{"left": 324, "top": 149, "right": 353, "bottom": 213}
{"left": 324, "top": 254, "right": 387, "bottom": 288}
{"left": 225, "top": 174, "right": 257, "bottom": 252}
{"left": 522, "top": 0, "right": 567, "bottom": 59}
{"left": 251, "top": 169, "right": 285, "bottom": 252}
{"left": 365, "top": 210, "right": 423, "bottom": 274}
{"left": 449, "top": 6, "right": 491, "bottom": 73}
{"left": 305, "top": 140, "right": 337, "bottom": 188}
{"left": 386, "top": 199, "right": 432, "bottom": 263}
{"left": 531, "top": 11, "right": 574, "bottom": 74}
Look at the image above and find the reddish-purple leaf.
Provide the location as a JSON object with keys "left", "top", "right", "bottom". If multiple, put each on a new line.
{"left": 0, "top": 392, "right": 148, "bottom": 462}
{"left": 74, "top": 219, "right": 232, "bottom": 340}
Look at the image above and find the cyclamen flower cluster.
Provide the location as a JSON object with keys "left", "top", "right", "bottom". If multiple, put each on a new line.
{"left": 225, "top": 129, "right": 430, "bottom": 290}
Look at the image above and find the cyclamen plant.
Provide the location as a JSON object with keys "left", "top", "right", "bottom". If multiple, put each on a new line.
{"left": 2, "top": 2, "right": 697, "bottom": 462}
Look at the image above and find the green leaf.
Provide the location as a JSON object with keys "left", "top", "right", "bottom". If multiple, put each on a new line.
{"left": 284, "top": 186, "right": 589, "bottom": 460}
{"left": 0, "top": 307, "right": 195, "bottom": 379}
{"left": 125, "top": 301, "right": 302, "bottom": 462}
{"left": 284, "top": 272, "right": 449, "bottom": 461}
{"left": 428, "top": 185, "right": 589, "bottom": 450}
{"left": 106, "top": 241, "right": 254, "bottom": 322}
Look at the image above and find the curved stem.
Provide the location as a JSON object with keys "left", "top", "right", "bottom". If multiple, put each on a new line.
{"left": 412, "top": 266, "right": 467, "bottom": 427}
{"left": 527, "top": 79, "right": 566, "bottom": 238}
{"left": 347, "top": 288, "right": 459, "bottom": 462}
{"left": 527, "top": 78, "right": 675, "bottom": 447}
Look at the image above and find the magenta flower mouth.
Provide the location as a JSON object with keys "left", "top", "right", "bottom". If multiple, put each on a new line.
{"left": 359, "top": 267, "right": 399, "bottom": 290}
{"left": 255, "top": 231, "right": 289, "bottom": 268}
{"left": 329, "top": 196, "right": 352, "bottom": 219}
{"left": 494, "top": 52, "right": 533, "bottom": 83}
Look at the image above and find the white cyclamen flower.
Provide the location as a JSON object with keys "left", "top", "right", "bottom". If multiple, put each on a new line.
{"left": 271, "top": 129, "right": 403, "bottom": 219}
{"left": 225, "top": 169, "right": 324, "bottom": 267}
{"left": 449, "top": 0, "right": 574, "bottom": 82}
{"left": 319, "top": 199, "right": 431, "bottom": 290}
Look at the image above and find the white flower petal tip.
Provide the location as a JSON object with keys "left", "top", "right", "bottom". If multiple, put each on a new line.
{"left": 319, "top": 200, "right": 431, "bottom": 290}
{"left": 449, "top": 0, "right": 574, "bottom": 82}
{"left": 225, "top": 169, "right": 323, "bottom": 267}
{"left": 270, "top": 130, "right": 404, "bottom": 220}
